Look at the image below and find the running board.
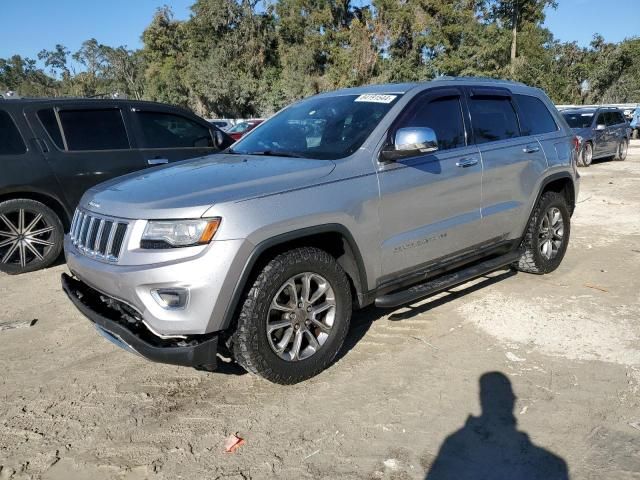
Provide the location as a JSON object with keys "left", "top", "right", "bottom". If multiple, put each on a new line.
{"left": 374, "top": 252, "right": 520, "bottom": 309}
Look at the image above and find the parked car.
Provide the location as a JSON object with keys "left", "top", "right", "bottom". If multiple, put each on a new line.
{"left": 208, "top": 119, "right": 234, "bottom": 131}
{"left": 631, "top": 107, "right": 640, "bottom": 139}
{"left": 62, "top": 78, "right": 579, "bottom": 384}
{"left": 0, "top": 97, "right": 233, "bottom": 274}
{"left": 226, "top": 119, "right": 264, "bottom": 141}
{"left": 561, "top": 107, "right": 631, "bottom": 166}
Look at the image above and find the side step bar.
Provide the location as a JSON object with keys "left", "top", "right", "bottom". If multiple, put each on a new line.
{"left": 375, "top": 252, "right": 520, "bottom": 309}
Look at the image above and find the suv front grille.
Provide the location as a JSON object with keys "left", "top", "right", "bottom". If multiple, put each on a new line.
{"left": 70, "top": 209, "right": 129, "bottom": 263}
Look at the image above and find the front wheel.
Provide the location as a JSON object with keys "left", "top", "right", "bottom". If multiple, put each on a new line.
{"left": 232, "top": 247, "right": 352, "bottom": 384}
{"left": 0, "top": 199, "right": 63, "bottom": 274}
{"left": 512, "top": 192, "right": 571, "bottom": 275}
{"left": 615, "top": 138, "right": 628, "bottom": 161}
{"left": 581, "top": 142, "right": 593, "bottom": 167}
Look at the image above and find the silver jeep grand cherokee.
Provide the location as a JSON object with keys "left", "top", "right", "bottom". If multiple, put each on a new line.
{"left": 62, "top": 78, "right": 579, "bottom": 384}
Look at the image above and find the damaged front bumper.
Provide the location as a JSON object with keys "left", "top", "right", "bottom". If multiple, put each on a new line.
{"left": 61, "top": 273, "right": 218, "bottom": 369}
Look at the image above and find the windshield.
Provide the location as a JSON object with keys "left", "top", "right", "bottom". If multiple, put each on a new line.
{"left": 562, "top": 112, "right": 594, "bottom": 129}
{"left": 228, "top": 122, "right": 249, "bottom": 133}
{"left": 230, "top": 93, "right": 402, "bottom": 160}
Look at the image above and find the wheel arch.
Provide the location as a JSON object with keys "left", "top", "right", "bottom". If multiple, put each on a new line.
{"left": 0, "top": 189, "right": 71, "bottom": 230}
{"left": 220, "top": 224, "right": 369, "bottom": 332}
{"left": 538, "top": 173, "right": 576, "bottom": 215}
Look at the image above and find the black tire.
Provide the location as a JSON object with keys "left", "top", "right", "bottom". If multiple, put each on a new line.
{"left": 512, "top": 192, "right": 571, "bottom": 275}
{"left": 0, "top": 199, "right": 64, "bottom": 275}
{"left": 580, "top": 142, "right": 593, "bottom": 167}
{"left": 615, "top": 138, "right": 628, "bottom": 161}
{"left": 232, "top": 247, "right": 352, "bottom": 384}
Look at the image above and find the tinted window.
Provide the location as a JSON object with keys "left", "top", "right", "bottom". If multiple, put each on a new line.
{"left": 136, "top": 111, "right": 213, "bottom": 148}
{"left": 58, "top": 109, "right": 129, "bottom": 151}
{"left": 469, "top": 97, "right": 520, "bottom": 144}
{"left": 399, "top": 96, "right": 466, "bottom": 150}
{"left": 562, "top": 111, "right": 594, "bottom": 129}
{"left": 608, "top": 112, "right": 625, "bottom": 125}
{"left": 37, "top": 109, "right": 64, "bottom": 149}
{"left": 595, "top": 113, "right": 607, "bottom": 127}
{"left": 514, "top": 94, "right": 558, "bottom": 136}
{"left": 0, "top": 110, "right": 26, "bottom": 155}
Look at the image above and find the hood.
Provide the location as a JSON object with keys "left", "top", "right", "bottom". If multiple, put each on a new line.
{"left": 82, "top": 154, "right": 336, "bottom": 219}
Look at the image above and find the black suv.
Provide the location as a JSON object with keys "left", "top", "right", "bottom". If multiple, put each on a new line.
{"left": 0, "top": 98, "right": 233, "bottom": 274}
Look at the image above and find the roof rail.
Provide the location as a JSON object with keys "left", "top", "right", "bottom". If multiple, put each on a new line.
{"left": 1, "top": 91, "right": 21, "bottom": 100}
{"left": 432, "top": 76, "right": 527, "bottom": 86}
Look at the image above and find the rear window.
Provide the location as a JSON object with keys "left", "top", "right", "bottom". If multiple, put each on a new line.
{"left": 513, "top": 94, "right": 558, "bottom": 136}
{"left": 469, "top": 97, "right": 520, "bottom": 144}
{"left": 37, "top": 109, "right": 64, "bottom": 149}
{"left": 58, "top": 109, "right": 130, "bottom": 151}
{"left": 0, "top": 110, "right": 26, "bottom": 155}
{"left": 135, "top": 111, "right": 213, "bottom": 148}
{"left": 606, "top": 111, "right": 625, "bottom": 125}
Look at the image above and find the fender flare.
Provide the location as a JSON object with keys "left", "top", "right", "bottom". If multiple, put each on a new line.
{"left": 219, "top": 224, "right": 369, "bottom": 331}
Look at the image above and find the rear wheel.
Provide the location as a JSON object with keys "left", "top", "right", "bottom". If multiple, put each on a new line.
{"left": 581, "top": 142, "right": 593, "bottom": 167}
{"left": 232, "top": 247, "right": 351, "bottom": 384}
{"left": 0, "top": 199, "right": 63, "bottom": 275}
{"left": 512, "top": 192, "right": 570, "bottom": 275}
{"left": 615, "top": 138, "right": 628, "bottom": 161}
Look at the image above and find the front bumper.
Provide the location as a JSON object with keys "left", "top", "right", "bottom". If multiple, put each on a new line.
{"left": 62, "top": 273, "right": 219, "bottom": 368}
{"left": 64, "top": 235, "right": 252, "bottom": 335}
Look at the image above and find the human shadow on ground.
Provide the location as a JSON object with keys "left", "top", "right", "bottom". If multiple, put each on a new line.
{"left": 425, "top": 372, "right": 569, "bottom": 480}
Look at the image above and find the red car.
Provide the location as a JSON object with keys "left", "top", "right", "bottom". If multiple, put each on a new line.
{"left": 227, "top": 119, "right": 264, "bottom": 141}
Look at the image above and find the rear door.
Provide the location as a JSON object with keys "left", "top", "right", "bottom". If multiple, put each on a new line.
{"left": 607, "top": 111, "right": 627, "bottom": 153}
{"left": 24, "top": 104, "right": 147, "bottom": 210}
{"left": 127, "top": 105, "right": 223, "bottom": 166}
{"left": 377, "top": 88, "right": 483, "bottom": 279}
{"left": 467, "top": 87, "right": 547, "bottom": 241}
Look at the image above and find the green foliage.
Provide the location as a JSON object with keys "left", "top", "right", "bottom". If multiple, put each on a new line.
{"left": 1, "top": 1, "right": 639, "bottom": 113}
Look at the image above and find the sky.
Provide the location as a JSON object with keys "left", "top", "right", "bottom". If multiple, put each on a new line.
{"left": 0, "top": 0, "right": 638, "bottom": 65}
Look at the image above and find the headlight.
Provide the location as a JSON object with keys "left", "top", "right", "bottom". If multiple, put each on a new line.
{"left": 141, "top": 218, "right": 221, "bottom": 248}
{"left": 576, "top": 135, "right": 583, "bottom": 145}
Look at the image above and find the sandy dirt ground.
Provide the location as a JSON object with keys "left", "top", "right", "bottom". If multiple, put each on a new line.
{"left": 1, "top": 142, "right": 639, "bottom": 480}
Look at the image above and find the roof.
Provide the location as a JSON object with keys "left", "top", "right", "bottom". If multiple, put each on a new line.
{"left": 313, "top": 76, "right": 532, "bottom": 98}
{"left": 0, "top": 97, "right": 175, "bottom": 108}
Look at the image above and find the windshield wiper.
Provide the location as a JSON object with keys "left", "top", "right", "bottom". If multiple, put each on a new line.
{"left": 245, "top": 150, "right": 307, "bottom": 158}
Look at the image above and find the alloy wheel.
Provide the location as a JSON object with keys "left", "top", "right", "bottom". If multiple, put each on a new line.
{"left": 619, "top": 140, "right": 628, "bottom": 160}
{"left": 538, "top": 207, "right": 564, "bottom": 260}
{"left": 0, "top": 209, "right": 56, "bottom": 268}
{"left": 266, "top": 272, "right": 336, "bottom": 361}
{"left": 582, "top": 143, "right": 593, "bottom": 166}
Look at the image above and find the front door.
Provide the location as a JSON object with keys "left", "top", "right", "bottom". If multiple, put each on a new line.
{"left": 592, "top": 111, "right": 611, "bottom": 157}
{"left": 377, "top": 89, "right": 483, "bottom": 281}
{"left": 24, "top": 105, "right": 146, "bottom": 211}
{"left": 127, "top": 107, "right": 221, "bottom": 166}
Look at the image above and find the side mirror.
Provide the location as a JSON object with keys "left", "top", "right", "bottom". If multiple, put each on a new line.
{"left": 380, "top": 127, "right": 438, "bottom": 162}
{"left": 213, "top": 130, "right": 226, "bottom": 148}
{"left": 595, "top": 124, "right": 606, "bottom": 131}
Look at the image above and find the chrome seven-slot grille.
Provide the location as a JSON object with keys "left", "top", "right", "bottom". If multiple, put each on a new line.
{"left": 70, "top": 209, "right": 129, "bottom": 262}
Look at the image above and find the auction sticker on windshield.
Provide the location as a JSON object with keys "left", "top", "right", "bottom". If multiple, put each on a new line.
{"left": 354, "top": 94, "right": 397, "bottom": 104}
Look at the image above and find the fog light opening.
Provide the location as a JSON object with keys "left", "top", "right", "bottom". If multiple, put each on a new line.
{"left": 151, "top": 288, "right": 190, "bottom": 310}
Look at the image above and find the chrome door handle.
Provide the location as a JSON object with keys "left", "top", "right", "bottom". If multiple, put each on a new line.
{"left": 523, "top": 144, "right": 540, "bottom": 153}
{"left": 147, "top": 158, "right": 169, "bottom": 165}
{"left": 456, "top": 158, "right": 478, "bottom": 168}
